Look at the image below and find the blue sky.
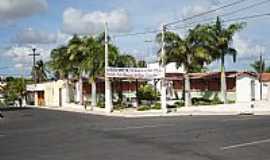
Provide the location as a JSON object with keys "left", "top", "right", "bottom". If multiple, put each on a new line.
{"left": 0, "top": 0, "right": 270, "bottom": 77}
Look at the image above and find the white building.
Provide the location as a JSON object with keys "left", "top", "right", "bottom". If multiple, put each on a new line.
{"left": 26, "top": 80, "right": 71, "bottom": 107}
{"left": 147, "top": 62, "right": 185, "bottom": 73}
{"left": 236, "top": 73, "right": 261, "bottom": 102}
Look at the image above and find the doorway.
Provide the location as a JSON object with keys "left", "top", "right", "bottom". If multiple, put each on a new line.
{"left": 37, "top": 91, "right": 45, "bottom": 106}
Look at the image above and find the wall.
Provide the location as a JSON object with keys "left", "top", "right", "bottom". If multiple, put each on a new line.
{"left": 236, "top": 76, "right": 260, "bottom": 102}
{"left": 171, "top": 90, "right": 236, "bottom": 101}
{"left": 147, "top": 62, "right": 185, "bottom": 73}
{"left": 44, "top": 80, "right": 69, "bottom": 106}
{"left": 27, "top": 80, "right": 70, "bottom": 107}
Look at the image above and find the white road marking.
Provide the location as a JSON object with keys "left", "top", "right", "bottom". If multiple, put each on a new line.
{"left": 221, "top": 138, "right": 270, "bottom": 150}
{"left": 104, "top": 124, "right": 174, "bottom": 131}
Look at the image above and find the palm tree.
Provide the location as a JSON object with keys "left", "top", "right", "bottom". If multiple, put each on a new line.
{"left": 156, "top": 28, "right": 212, "bottom": 106}
{"left": 48, "top": 46, "right": 70, "bottom": 80}
{"left": 80, "top": 36, "right": 104, "bottom": 107}
{"left": 136, "top": 60, "right": 147, "bottom": 105}
{"left": 80, "top": 33, "right": 119, "bottom": 108}
{"left": 206, "top": 17, "right": 245, "bottom": 103}
{"left": 67, "top": 35, "right": 85, "bottom": 105}
{"left": 114, "top": 54, "right": 137, "bottom": 103}
{"left": 32, "top": 60, "right": 47, "bottom": 83}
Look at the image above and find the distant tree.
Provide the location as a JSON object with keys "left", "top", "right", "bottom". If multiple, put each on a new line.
{"left": 137, "top": 60, "right": 147, "bottom": 68}
{"left": 250, "top": 60, "right": 265, "bottom": 73}
{"left": 48, "top": 46, "right": 71, "bottom": 80}
{"left": 136, "top": 60, "right": 147, "bottom": 105}
{"left": 32, "top": 60, "right": 47, "bottom": 83}
{"left": 4, "top": 78, "right": 26, "bottom": 105}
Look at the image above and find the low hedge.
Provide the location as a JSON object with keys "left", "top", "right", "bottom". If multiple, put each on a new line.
{"left": 137, "top": 103, "right": 162, "bottom": 111}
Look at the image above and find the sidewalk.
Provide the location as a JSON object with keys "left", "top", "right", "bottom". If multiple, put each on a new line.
{"left": 27, "top": 101, "right": 270, "bottom": 118}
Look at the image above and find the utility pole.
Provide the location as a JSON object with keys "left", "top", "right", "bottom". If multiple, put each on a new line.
{"left": 104, "top": 22, "right": 113, "bottom": 113}
{"left": 260, "top": 53, "right": 263, "bottom": 100}
{"left": 161, "top": 24, "right": 167, "bottom": 113}
{"left": 144, "top": 40, "right": 153, "bottom": 57}
{"left": 29, "top": 48, "right": 40, "bottom": 84}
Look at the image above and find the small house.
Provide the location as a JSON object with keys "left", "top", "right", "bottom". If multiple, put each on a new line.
{"left": 165, "top": 71, "right": 265, "bottom": 103}
{"left": 26, "top": 80, "right": 70, "bottom": 107}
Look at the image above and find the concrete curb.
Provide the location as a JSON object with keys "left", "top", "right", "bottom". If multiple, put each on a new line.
{"left": 26, "top": 104, "right": 270, "bottom": 118}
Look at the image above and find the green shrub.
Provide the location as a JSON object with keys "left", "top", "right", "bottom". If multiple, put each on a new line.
{"left": 97, "top": 100, "right": 105, "bottom": 108}
{"left": 212, "top": 94, "right": 222, "bottom": 105}
{"left": 228, "top": 100, "right": 235, "bottom": 104}
{"left": 0, "top": 101, "right": 6, "bottom": 108}
{"left": 192, "top": 97, "right": 211, "bottom": 105}
{"left": 174, "top": 101, "right": 185, "bottom": 108}
{"left": 137, "top": 105, "right": 151, "bottom": 111}
{"left": 114, "top": 102, "right": 127, "bottom": 110}
{"left": 192, "top": 94, "right": 223, "bottom": 106}
{"left": 138, "top": 84, "right": 159, "bottom": 101}
{"left": 151, "top": 103, "right": 161, "bottom": 110}
{"left": 138, "top": 103, "right": 161, "bottom": 111}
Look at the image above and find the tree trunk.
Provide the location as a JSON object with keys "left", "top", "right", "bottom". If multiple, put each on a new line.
{"left": 79, "top": 77, "right": 83, "bottom": 105}
{"left": 184, "top": 73, "right": 191, "bottom": 107}
{"left": 154, "top": 80, "right": 157, "bottom": 101}
{"left": 220, "top": 55, "right": 228, "bottom": 104}
{"left": 119, "top": 79, "right": 123, "bottom": 103}
{"left": 135, "top": 79, "right": 139, "bottom": 107}
{"left": 91, "top": 80, "right": 97, "bottom": 108}
{"left": 65, "top": 79, "right": 70, "bottom": 104}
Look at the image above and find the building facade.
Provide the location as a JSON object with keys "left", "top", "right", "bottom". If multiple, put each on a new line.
{"left": 26, "top": 62, "right": 270, "bottom": 107}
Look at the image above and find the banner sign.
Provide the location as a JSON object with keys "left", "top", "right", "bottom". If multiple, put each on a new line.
{"left": 106, "top": 67, "right": 164, "bottom": 79}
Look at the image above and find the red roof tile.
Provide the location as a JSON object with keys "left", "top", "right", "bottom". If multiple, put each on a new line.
{"left": 260, "top": 73, "right": 270, "bottom": 82}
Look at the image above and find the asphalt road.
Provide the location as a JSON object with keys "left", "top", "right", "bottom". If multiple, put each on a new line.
{"left": 1, "top": 108, "right": 270, "bottom": 160}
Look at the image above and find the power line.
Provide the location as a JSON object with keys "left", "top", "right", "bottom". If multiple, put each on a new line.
{"left": 224, "top": 12, "right": 270, "bottom": 22}
{"left": 113, "top": 29, "right": 160, "bottom": 38}
{"left": 113, "top": 0, "right": 253, "bottom": 39}
{"left": 169, "top": 12, "right": 270, "bottom": 31}
{"left": 220, "top": 0, "right": 270, "bottom": 18}
{"left": 165, "top": 0, "right": 249, "bottom": 26}
{"left": 112, "top": 0, "right": 268, "bottom": 39}
{"left": 169, "top": 0, "right": 270, "bottom": 30}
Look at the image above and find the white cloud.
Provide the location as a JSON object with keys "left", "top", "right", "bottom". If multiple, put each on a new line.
{"left": 55, "top": 31, "right": 72, "bottom": 46}
{"left": 182, "top": 5, "right": 210, "bottom": 19}
{"left": 0, "top": 0, "right": 47, "bottom": 23}
{"left": 62, "top": 8, "right": 132, "bottom": 35}
{"left": 13, "top": 28, "right": 57, "bottom": 44}
{"left": 208, "top": 34, "right": 266, "bottom": 71}
{"left": 233, "top": 33, "right": 265, "bottom": 57}
{"left": 3, "top": 45, "right": 50, "bottom": 69}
